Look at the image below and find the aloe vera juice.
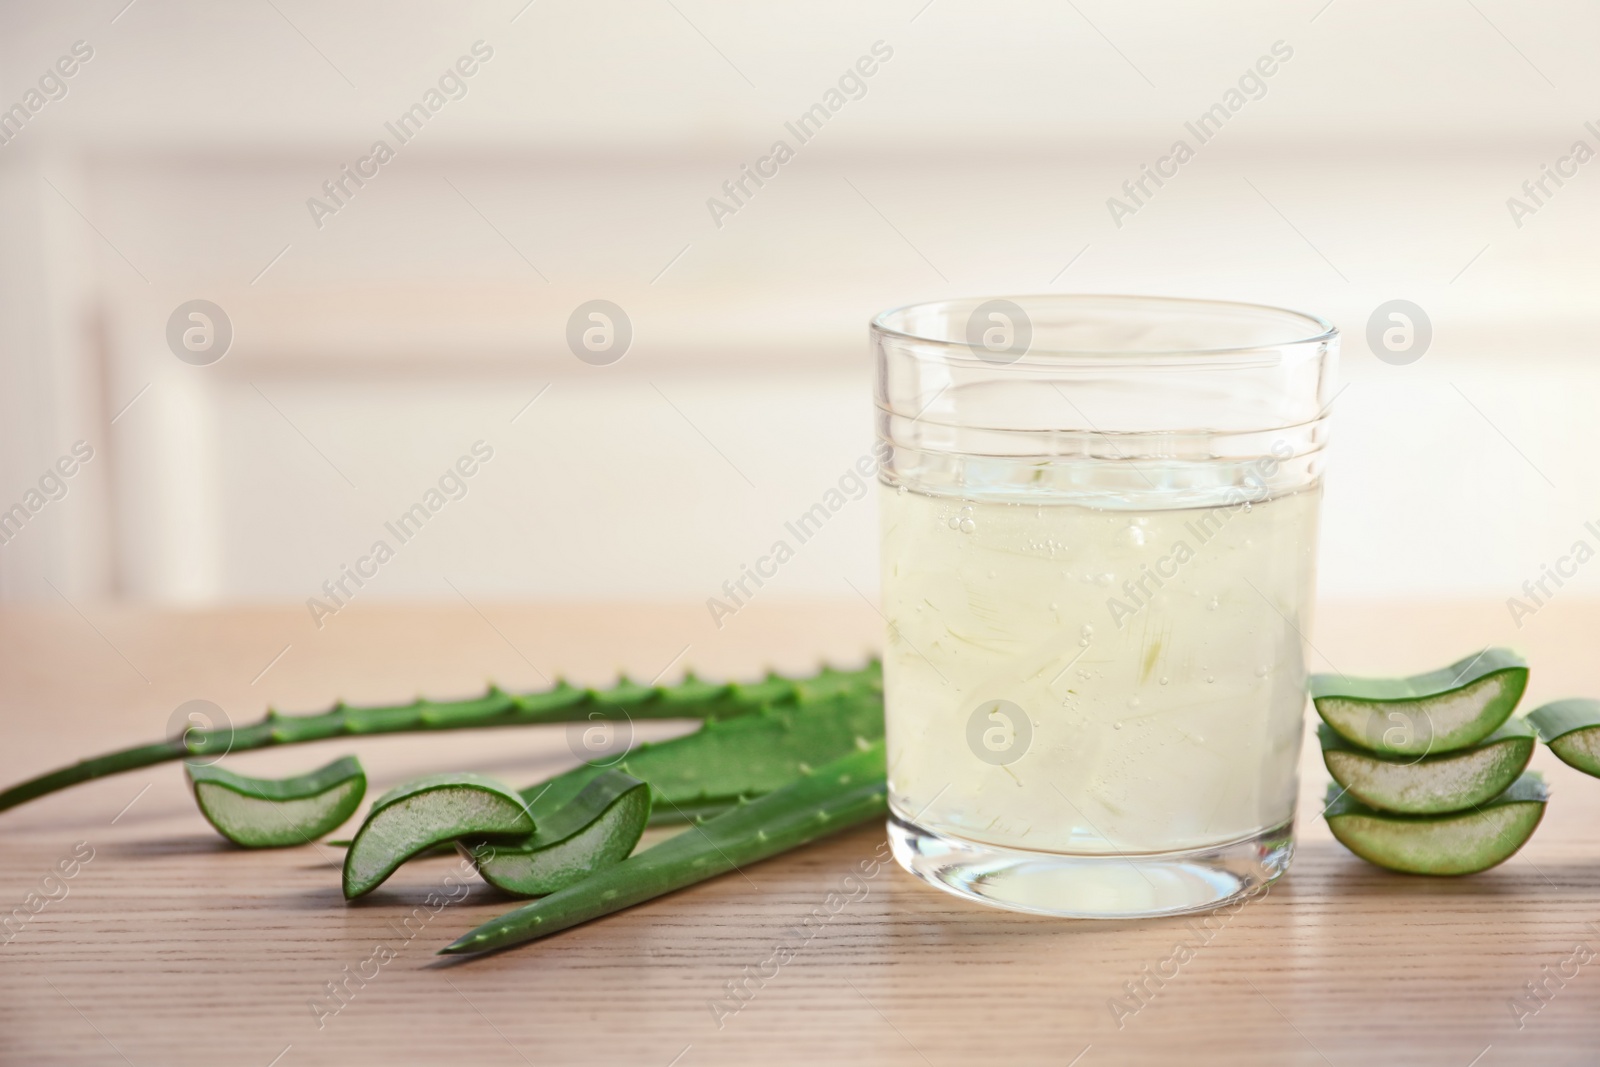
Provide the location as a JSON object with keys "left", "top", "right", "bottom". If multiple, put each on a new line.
{"left": 881, "top": 483, "right": 1320, "bottom": 856}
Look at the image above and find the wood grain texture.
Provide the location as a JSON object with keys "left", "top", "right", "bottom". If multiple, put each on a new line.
{"left": 2, "top": 600, "right": 1598, "bottom": 1066}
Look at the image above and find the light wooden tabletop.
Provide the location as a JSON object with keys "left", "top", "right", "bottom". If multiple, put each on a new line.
{"left": 2, "top": 599, "right": 1598, "bottom": 1066}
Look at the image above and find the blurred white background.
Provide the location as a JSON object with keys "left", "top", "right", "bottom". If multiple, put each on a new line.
{"left": 0, "top": 0, "right": 1595, "bottom": 617}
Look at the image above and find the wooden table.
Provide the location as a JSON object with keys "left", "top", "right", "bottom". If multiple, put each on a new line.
{"left": 3, "top": 600, "right": 1598, "bottom": 1066}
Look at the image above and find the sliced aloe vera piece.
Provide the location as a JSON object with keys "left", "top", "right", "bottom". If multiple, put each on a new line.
{"left": 1310, "top": 648, "right": 1528, "bottom": 756}
{"left": 1319, "top": 719, "right": 1536, "bottom": 815}
{"left": 1527, "top": 698, "right": 1600, "bottom": 777}
{"left": 332, "top": 802, "right": 728, "bottom": 859}
{"left": 1323, "top": 773, "right": 1547, "bottom": 875}
{"left": 461, "top": 770, "right": 651, "bottom": 896}
{"left": 186, "top": 756, "right": 366, "bottom": 848}
{"left": 343, "top": 773, "right": 534, "bottom": 899}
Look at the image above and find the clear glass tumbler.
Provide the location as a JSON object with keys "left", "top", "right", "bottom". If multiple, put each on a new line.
{"left": 874, "top": 295, "right": 1337, "bottom": 918}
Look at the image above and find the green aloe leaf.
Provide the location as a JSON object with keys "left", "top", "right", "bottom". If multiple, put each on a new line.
{"left": 327, "top": 690, "right": 881, "bottom": 867}
{"left": 343, "top": 773, "right": 534, "bottom": 899}
{"left": 1323, "top": 773, "right": 1548, "bottom": 875}
{"left": 0, "top": 661, "right": 880, "bottom": 816}
{"left": 441, "top": 740, "right": 887, "bottom": 956}
{"left": 1527, "top": 698, "right": 1600, "bottom": 778}
{"left": 520, "top": 690, "right": 885, "bottom": 826}
{"left": 186, "top": 756, "right": 366, "bottom": 848}
{"left": 1318, "top": 720, "right": 1536, "bottom": 815}
{"left": 462, "top": 770, "right": 651, "bottom": 897}
{"left": 1310, "top": 649, "right": 1528, "bottom": 756}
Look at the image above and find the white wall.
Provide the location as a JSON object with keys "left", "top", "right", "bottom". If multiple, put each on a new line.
{"left": 0, "top": 0, "right": 1596, "bottom": 613}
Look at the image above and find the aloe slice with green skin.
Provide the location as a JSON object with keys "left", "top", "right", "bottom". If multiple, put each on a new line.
{"left": 1323, "top": 773, "right": 1548, "bottom": 875}
{"left": 441, "top": 740, "right": 887, "bottom": 956}
{"left": 1318, "top": 719, "right": 1536, "bottom": 815}
{"left": 1527, "top": 699, "right": 1600, "bottom": 777}
{"left": 461, "top": 770, "right": 652, "bottom": 896}
{"left": 328, "top": 691, "right": 880, "bottom": 862}
{"left": 1310, "top": 648, "right": 1528, "bottom": 757}
{"left": 186, "top": 756, "right": 366, "bottom": 848}
{"left": 343, "top": 773, "right": 534, "bottom": 899}
{"left": 519, "top": 690, "right": 885, "bottom": 827}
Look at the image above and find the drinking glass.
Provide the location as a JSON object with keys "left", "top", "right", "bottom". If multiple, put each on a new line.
{"left": 874, "top": 294, "right": 1337, "bottom": 917}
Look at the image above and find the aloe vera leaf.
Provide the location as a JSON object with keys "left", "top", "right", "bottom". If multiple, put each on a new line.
{"left": 440, "top": 740, "right": 887, "bottom": 956}
{"left": 1310, "top": 648, "right": 1528, "bottom": 756}
{"left": 647, "top": 798, "right": 737, "bottom": 826}
{"left": 185, "top": 756, "right": 366, "bottom": 848}
{"left": 0, "top": 662, "right": 881, "bottom": 816}
{"left": 1323, "top": 773, "right": 1548, "bottom": 875}
{"left": 1318, "top": 720, "right": 1536, "bottom": 815}
{"left": 1526, "top": 699, "right": 1600, "bottom": 778}
{"left": 520, "top": 690, "right": 886, "bottom": 827}
{"left": 461, "top": 770, "right": 651, "bottom": 896}
{"left": 343, "top": 773, "right": 534, "bottom": 899}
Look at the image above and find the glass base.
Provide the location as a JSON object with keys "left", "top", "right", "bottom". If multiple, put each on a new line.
{"left": 887, "top": 810, "right": 1293, "bottom": 919}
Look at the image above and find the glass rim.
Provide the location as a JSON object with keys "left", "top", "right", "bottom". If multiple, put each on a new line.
{"left": 870, "top": 293, "right": 1338, "bottom": 365}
